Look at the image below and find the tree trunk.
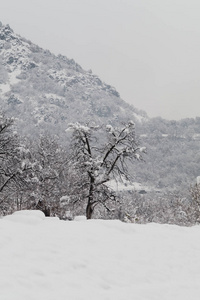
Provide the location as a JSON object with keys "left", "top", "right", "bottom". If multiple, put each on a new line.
{"left": 86, "top": 201, "right": 93, "bottom": 219}
{"left": 86, "top": 176, "right": 95, "bottom": 219}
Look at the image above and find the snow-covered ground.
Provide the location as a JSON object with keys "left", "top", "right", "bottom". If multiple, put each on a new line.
{"left": 107, "top": 179, "right": 150, "bottom": 192}
{"left": 1, "top": 210, "right": 200, "bottom": 300}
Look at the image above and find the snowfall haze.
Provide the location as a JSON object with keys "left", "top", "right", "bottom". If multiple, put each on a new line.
{"left": 1, "top": 0, "right": 200, "bottom": 120}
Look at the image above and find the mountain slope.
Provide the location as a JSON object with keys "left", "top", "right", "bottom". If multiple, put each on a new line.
{"left": 0, "top": 23, "right": 147, "bottom": 139}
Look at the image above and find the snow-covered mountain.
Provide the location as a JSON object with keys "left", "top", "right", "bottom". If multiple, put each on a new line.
{"left": 0, "top": 23, "right": 147, "bottom": 139}
{"left": 1, "top": 22, "right": 200, "bottom": 192}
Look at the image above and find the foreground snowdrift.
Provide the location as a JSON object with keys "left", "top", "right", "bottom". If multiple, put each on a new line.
{"left": 1, "top": 210, "right": 200, "bottom": 300}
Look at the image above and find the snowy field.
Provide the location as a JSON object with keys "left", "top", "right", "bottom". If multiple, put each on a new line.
{"left": 1, "top": 210, "right": 200, "bottom": 300}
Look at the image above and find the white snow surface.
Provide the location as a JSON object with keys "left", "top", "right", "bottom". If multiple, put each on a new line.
{"left": 1, "top": 210, "right": 200, "bottom": 300}
{"left": 0, "top": 69, "right": 21, "bottom": 94}
{"left": 107, "top": 179, "right": 149, "bottom": 192}
{"left": 0, "top": 82, "right": 10, "bottom": 93}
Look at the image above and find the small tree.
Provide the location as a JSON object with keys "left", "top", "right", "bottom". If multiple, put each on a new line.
{"left": 67, "top": 121, "right": 145, "bottom": 219}
{"left": 30, "top": 134, "right": 68, "bottom": 216}
{"left": 189, "top": 182, "right": 200, "bottom": 223}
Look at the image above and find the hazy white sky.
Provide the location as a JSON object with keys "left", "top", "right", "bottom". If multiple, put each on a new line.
{"left": 1, "top": 0, "right": 200, "bottom": 120}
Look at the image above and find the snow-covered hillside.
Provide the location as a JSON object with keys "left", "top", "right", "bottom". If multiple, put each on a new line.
{"left": 1, "top": 210, "right": 200, "bottom": 300}
{"left": 0, "top": 23, "right": 146, "bottom": 139}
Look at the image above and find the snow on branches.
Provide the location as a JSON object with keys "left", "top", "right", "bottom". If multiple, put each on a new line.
{"left": 67, "top": 121, "right": 144, "bottom": 219}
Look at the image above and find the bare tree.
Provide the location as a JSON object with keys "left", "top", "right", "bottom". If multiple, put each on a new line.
{"left": 67, "top": 121, "right": 145, "bottom": 219}
{"left": 0, "top": 114, "right": 34, "bottom": 214}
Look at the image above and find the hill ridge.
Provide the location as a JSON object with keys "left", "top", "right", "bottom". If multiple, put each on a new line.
{"left": 0, "top": 22, "right": 147, "bottom": 139}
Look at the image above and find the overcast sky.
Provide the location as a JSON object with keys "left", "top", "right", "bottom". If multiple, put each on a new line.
{"left": 1, "top": 0, "right": 200, "bottom": 120}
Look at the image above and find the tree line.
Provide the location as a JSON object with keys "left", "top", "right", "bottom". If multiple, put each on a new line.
{"left": 0, "top": 112, "right": 145, "bottom": 219}
{"left": 1, "top": 111, "right": 200, "bottom": 225}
